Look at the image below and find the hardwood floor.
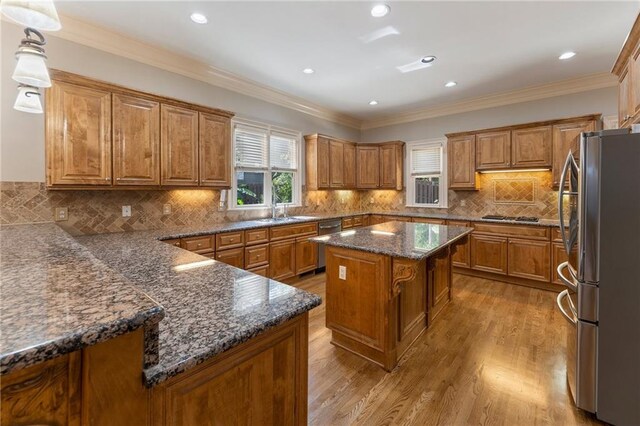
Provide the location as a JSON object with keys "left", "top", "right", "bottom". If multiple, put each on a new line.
{"left": 298, "top": 273, "right": 602, "bottom": 426}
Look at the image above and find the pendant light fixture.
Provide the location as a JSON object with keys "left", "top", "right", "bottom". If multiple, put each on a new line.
{"left": 12, "top": 28, "right": 51, "bottom": 88}
{"left": 13, "top": 84, "right": 43, "bottom": 114}
{"left": 0, "top": 0, "right": 61, "bottom": 31}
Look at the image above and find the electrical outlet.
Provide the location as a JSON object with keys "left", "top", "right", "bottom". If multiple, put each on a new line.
{"left": 339, "top": 265, "right": 347, "bottom": 280}
{"left": 162, "top": 204, "right": 172, "bottom": 215}
{"left": 369, "top": 197, "right": 375, "bottom": 204}
{"left": 460, "top": 200, "right": 467, "bottom": 207}
{"left": 122, "top": 205, "right": 132, "bottom": 217}
{"left": 54, "top": 207, "right": 68, "bottom": 222}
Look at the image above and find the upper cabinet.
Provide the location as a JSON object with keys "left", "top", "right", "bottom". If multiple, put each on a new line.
{"left": 112, "top": 94, "right": 160, "bottom": 186}
{"left": 343, "top": 142, "right": 357, "bottom": 188}
{"left": 379, "top": 142, "right": 404, "bottom": 190}
{"left": 304, "top": 134, "right": 331, "bottom": 190}
{"left": 476, "top": 131, "right": 511, "bottom": 170}
{"left": 613, "top": 13, "right": 640, "bottom": 128}
{"left": 329, "top": 140, "right": 345, "bottom": 188}
{"left": 447, "top": 114, "right": 600, "bottom": 190}
{"left": 46, "top": 80, "right": 112, "bottom": 186}
{"left": 45, "top": 70, "right": 234, "bottom": 189}
{"left": 356, "top": 145, "right": 380, "bottom": 189}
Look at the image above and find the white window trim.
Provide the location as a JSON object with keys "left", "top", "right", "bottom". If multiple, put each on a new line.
{"left": 229, "top": 118, "right": 302, "bottom": 211}
{"left": 405, "top": 137, "right": 448, "bottom": 209}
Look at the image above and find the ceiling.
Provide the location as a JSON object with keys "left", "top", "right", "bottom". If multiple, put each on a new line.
{"left": 56, "top": 1, "right": 639, "bottom": 121}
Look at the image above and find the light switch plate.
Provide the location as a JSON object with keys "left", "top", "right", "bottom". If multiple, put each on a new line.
{"left": 54, "top": 207, "right": 68, "bottom": 222}
{"left": 162, "top": 204, "right": 172, "bottom": 215}
{"left": 122, "top": 205, "right": 132, "bottom": 217}
{"left": 339, "top": 265, "right": 347, "bottom": 280}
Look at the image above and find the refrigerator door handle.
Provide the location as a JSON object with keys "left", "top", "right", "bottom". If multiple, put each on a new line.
{"left": 557, "top": 289, "right": 577, "bottom": 325}
{"left": 557, "top": 261, "right": 578, "bottom": 292}
{"left": 558, "top": 152, "right": 579, "bottom": 256}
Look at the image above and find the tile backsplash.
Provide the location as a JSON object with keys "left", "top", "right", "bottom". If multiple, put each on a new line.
{"left": 1, "top": 171, "right": 558, "bottom": 235}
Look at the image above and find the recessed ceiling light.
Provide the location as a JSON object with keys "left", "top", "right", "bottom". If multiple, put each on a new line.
{"left": 445, "top": 81, "right": 457, "bottom": 88}
{"left": 190, "top": 12, "right": 208, "bottom": 24}
{"left": 559, "top": 51, "right": 576, "bottom": 60}
{"left": 369, "top": 100, "right": 378, "bottom": 106}
{"left": 371, "top": 4, "right": 390, "bottom": 17}
{"left": 302, "top": 68, "right": 315, "bottom": 74}
{"left": 420, "top": 56, "right": 437, "bottom": 64}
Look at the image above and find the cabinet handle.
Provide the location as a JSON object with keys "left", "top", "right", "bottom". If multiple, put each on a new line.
{"left": 625, "top": 114, "right": 632, "bottom": 120}
{"left": 197, "top": 243, "right": 202, "bottom": 247}
{"left": 105, "top": 177, "right": 110, "bottom": 180}
{"left": 174, "top": 242, "right": 180, "bottom": 246}
{"left": 116, "top": 178, "right": 121, "bottom": 181}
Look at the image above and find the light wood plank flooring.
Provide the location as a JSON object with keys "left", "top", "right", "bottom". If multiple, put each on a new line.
{"left": 298, "top": 273, "right": 602, "bottom": 425}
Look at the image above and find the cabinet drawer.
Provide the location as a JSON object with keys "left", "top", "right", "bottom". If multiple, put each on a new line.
{"left": 447, "top": 220, "right": 471, "bottom": 227}
{"left": 270, "top": 222, "right": 318, "bottom": 241}
{"left": 342, "top": 217, "right": 354, "bottom": 229}
{"left": 507, "top": 238, "right": 551, "bottom": 282}
{"left": 470, "top": 234, "right": 508, "bottom": 275}
{"left": 552, "top": 242, "right": 578, "bottom": 285}
{"left": 180, "top": 235, "right": 215, "bottom": 254}
{"left": 473, "top": 222, "right": 550, "bottom": 240}
{"left": 245, "top": 243, "right": 270, "bottom": 269}
{"left": 215, "top": 247, "right": 244, "bottom": 268}
{"left": 353, "top": 216, "right": 364, "bottom": 227}
{"left": 245, "top": 228, "right": 269, "bottom": 246}
{"left": 246, "top": 265, "right": 269, "bottom": 278}
{"left": 163, "top": 238, "right": 182, "bottom": 248}
{"left": 386, "top": 215, "right": 411, "bottom": 223}
{"left": 412, "top": 217, "right": 446, "bottom": 225}
{"left": 216, "top": 231, "right": 244, "bottom": 250}
{"left": 552, "top": 227, "right": 564, "bottom": 242}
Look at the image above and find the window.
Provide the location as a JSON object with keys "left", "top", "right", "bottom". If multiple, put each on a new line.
{"left": 405, "top": 139, "right": 447, "bottom": 208}
{"left": 231, "top": 119, "right": 301, "bottom": 209}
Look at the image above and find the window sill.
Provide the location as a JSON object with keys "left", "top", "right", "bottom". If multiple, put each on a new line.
{"left": 227, "top": 204, "right": 302, "bottom": 212}
{"left": 405, "top": 204, "right": 448, "bottom": 209}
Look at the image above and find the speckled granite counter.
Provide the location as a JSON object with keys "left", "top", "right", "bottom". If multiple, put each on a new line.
{"left": 75, "top": 231, "right": 321, "bottom": 386}
{"left": 0, "top": 223, "right": 164, "bottom": 376}
{"left": 310, "top": 221, "right": 473, "bottom": 260}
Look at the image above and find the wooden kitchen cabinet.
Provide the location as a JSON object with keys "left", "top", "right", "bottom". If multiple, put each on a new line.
{"left": 295, "top": 237, "right": 318, "bottom": 275}
{"left": 161, "top": 104, "right": 199, "bottom": 186}
{"left": 619, "top": 63, "right": 632, "bottom": 128}
{"left": 245, "top": 228, "right": 269, "bottom": 246}
{"left": 379, "top": 142, "right": 404, "bottom": 190}
{"left": 46, "top": 80, "right": 112, "bottom": 186}
{"left": 470, "top": 234, "right": 508, "bottom": 275}
{"left": 112, "top": 94, "right": 160, "bottom": 186}
{"left": 613, "top": 15, "right": 640, "bottom": 127}
{"left": 216, "top": 247, "right": 244, "bottom": 269}
{"left": 244, "top": 243, "right": 269, "bottom": 269}
{"left": 180, "top": 235, "right": 215, "bottom": 254}
{"left": 199, "top": 112, "right": 231, "bottom": 188}
{"left": 428, "top": 247, "right": 452, "bottom": 322}
{"left": 476, "top": 131, "right": 511, "bottom": 170}
{"left": 411, "top": 217, "right": 446, "bottom": 224}
{"left": 511, "top": 126, "right": 552, "bottom": 168}
{"left": 269, "top": 240, "right": 297, "bottom": 281}
{"left": 552, "top": 120, "right": 595, "bottom": 188}
{"left": 507, "top": 238, "right": 551, "bottom": 282}
{"left": 304, "top": 134, "right": 331, "bottom": 190}
{"left": 356, "top": 145, "right": 380, "bottom": 189}
{"left": 343, "top": 142, "right": 357, "bottom": 188}
{"left": 447, "top": 220, "right": 471, "bottom": 268}
{"left": 329, "top": 140, "right": 345, "bottom": 188}
{"left": 447, "top": 135, "right": 476, "bottom": 190}
{"left": 216, "top": 231, "right": 244, "bottom": 250}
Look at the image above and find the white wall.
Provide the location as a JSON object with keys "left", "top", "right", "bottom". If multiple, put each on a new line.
{"left": 0, "top": 22, "right": 360, "bottom": 182}
{"left": 361, "top": 87, "right": 618, "bottom": 142}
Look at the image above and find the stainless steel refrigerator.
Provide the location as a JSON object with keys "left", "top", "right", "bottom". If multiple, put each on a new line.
{"left": 556, "top": 128, "right": 640, "bottom": 425}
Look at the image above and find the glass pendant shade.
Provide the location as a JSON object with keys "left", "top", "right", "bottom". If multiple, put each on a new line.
{"left": 13, "top": 50, "right": 51, "bottom": 87}
{"left": 0, "top": 0, "right": 61, "bottom": 31}
{"left": 14, "top": 86, "right": 43, "bottom": 114}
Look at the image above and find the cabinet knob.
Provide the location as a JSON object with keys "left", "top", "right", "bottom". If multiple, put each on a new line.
{"left": 105, "top": 177, "right": 110, "bottom": 180}
{"left": 197, "top": 243, "right": 202, "bottom": 247}
{"left": 625, "top": 115, "right": 632, "bottom": 120}
{"left": 174, "top": 242, "right": 180, "bottom": 247}
{"left": 116, "top": 178, "right": 121, "bottom": 181}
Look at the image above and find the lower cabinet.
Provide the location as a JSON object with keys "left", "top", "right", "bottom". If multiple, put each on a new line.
{"left": 244, "top": 243, "right": 269, "bottom": 269}
{"left": 428, "top": 247, "right": 452, "bottom": 322}
{"left": 216, "top": 247, "right": 244, "bottom": 269}
{"left": 507, "top": 238, "right": 551, "bottom": 282}
{"left": 551, "top": 241, "right": 578, "bottom": 285}
{"left": 246, "top": 265, "right": 269, "bottom": 277}
{"left": 470, "top": 234, "right": 508, "bottom": 275}
{"left": 269, "top": 240, "right": 297, "bottom": 281}
{"left": 412, "top": 217, "right": 446, "bottom": 224}
{"left": 447, "top": 220, "right": 471, "bottom": 268}
{"left": 295, "top": 237, "right": 318, "bottom": 275}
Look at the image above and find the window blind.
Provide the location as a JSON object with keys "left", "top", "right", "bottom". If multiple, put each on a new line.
{"left": 411, "top": 145, "right": 441, "bottom": 175}
{"left": 235, "top": 125, "right": 268, "bottom": 168}
{"left": 270, "top": 132, "right": 298, "bottom": 170}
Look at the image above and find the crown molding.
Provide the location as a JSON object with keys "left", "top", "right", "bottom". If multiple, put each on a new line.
{"left": 361, "top": 72, "right": 618, "bottom": 130}
{"left": 46, "top": 13, "right": 362, "bottom": 129}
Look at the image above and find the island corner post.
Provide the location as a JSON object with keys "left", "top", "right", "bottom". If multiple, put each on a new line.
{"left": 323, "top": 236, "right": 466, "bottom": 371}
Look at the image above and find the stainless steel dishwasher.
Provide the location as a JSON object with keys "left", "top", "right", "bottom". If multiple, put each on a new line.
{"left": 317, "top": 219, "right": 342, "bottom": 270}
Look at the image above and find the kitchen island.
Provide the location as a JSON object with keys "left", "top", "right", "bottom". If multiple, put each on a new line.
{"left": 311, "top": 221, "right": 473, "bottom": 371}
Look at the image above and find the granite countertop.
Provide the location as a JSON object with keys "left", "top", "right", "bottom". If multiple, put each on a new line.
{"left": 310, "top": 221, "right": 474, "bottom": 260}
{"left": 75, "top": 231, "right": 321, "bottom": 386}
{"left": 0, "top": 223, "right": 164, "bottom": 376}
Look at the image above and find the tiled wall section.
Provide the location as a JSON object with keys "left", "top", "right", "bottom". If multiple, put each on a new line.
{"left": 1, "top": 172, "right": 558, "bottom": 235}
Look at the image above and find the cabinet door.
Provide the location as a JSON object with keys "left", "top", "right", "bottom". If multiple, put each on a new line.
{"left": 447, "top": 135, "right": 476, "bottom": 189}
{"left": 161, "top": 104, "right": 198, "bottom": 186}
{"left": 329, "top": 140, "right": 344, "bottom": 188}
{"left": 619, "top": 63, "right": 631, "bottom": 127}
{"left": 552, "top": 121, "right": 595, "bottom": 188}
{"left": 379, "top": 144, "right": 403, "bottom": 189}
{"left": 551, "top": 242, "right": 578, "bottom": 285}
{"left": 46, "top": 81, "right": 112, "bottom": 186}
{"left": 317, "top": 137, "right": 330, "bottom": 189}
{"left": 343, "top": 143, "right": 356, "bottom": 188}
{"left": 633, "top": 44, "right": 640, "bottom": 121}
{"left": 476, "top": 131, "right": 511, "bottom": 170}
{"left": 356, "top": 146, "right": 380, "bottom": 188}
{"left": 112, "top": 94, "right": 160, "bottom": 186}
{"left": 447, "top": 220, "right": 471, "bottom": 268}
{"left": 216, "top": 247, "right": 244, "bottom": 269}
{"left": 199, "top": 112, "right": 231, "bottom": 187}
{"left": 507, "top": 238, "right": 551, "bottom": 282}
{"left": 470, "top": 234, "right": 508, "bottom": 275}
{"left": 245, "top": 243, "right": 269, "bottom": 269}
{"left": 269, "top": 240, "right": 296, "bottom": 281}
{"left": 411, "top": 217, "right": 446, "bottom": 224}
{"left": 295, "top": 237, "right": 318, "bottom": 275}
{"left": 428, "top": 247, "right": 452, "bottom": 322}
{"left": 511, "top": 126, "right": 552, "bottom": 168}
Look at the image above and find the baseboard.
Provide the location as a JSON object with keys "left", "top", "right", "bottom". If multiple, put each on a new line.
{"left": 453, "top": 267, "right": 564, "bottom": 292}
